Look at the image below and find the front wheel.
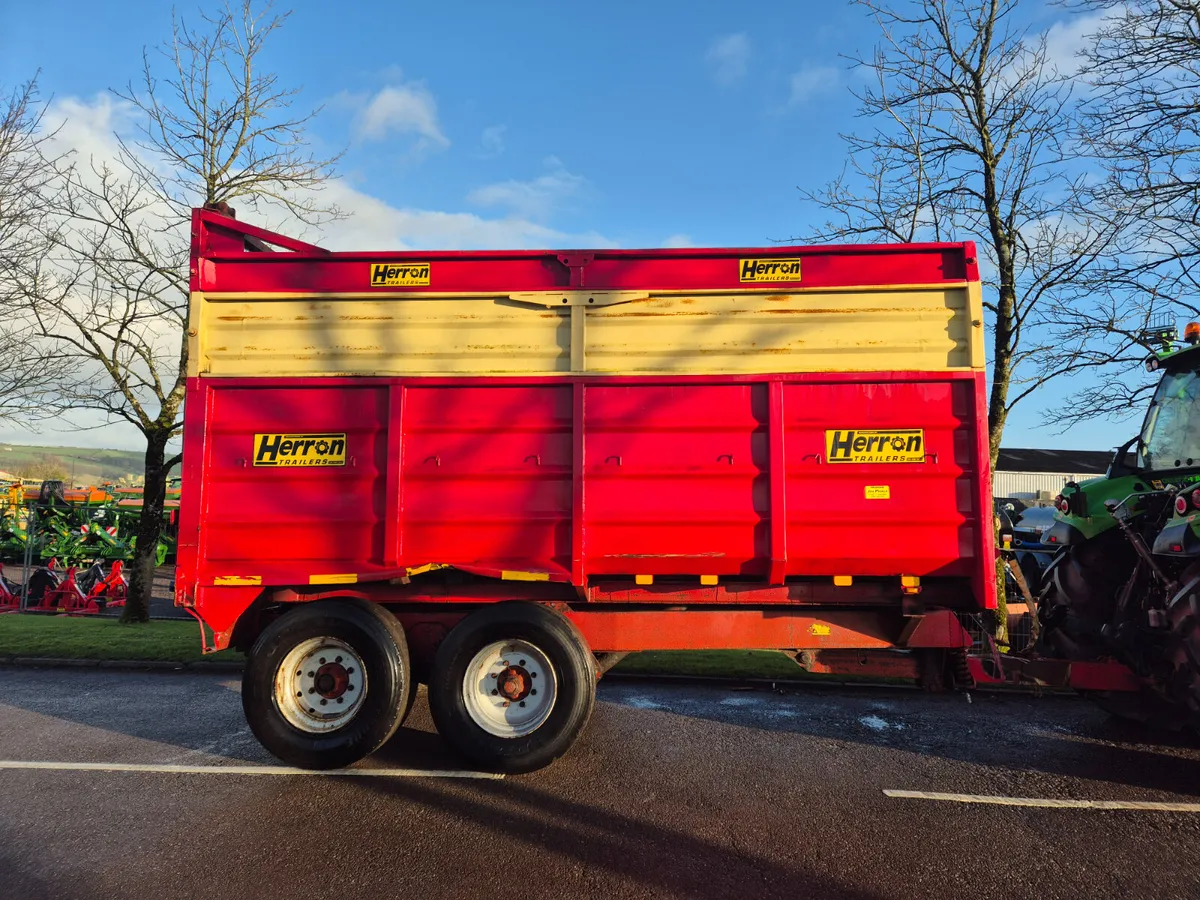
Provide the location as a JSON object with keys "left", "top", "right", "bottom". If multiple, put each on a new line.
{"left": 428, "top": 602, "right": 597, "bottom": 773}
{"left": 242, "top": 598, "right": 413, "bottom": 770}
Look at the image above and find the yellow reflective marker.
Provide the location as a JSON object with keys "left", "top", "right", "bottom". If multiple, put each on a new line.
{"left": 635, "top": 575, "right": 654, "bottom": 585}
{"left": 833, "top": 575, "right": 853, "bottom": 587}
{"left": 309, "top": 574, "right": 357, "bottom": 585}
{"left": 700, "top": 575, "right": 718, "bottom": 586}
{"left": 501, "top": 570, "right": 550, "bottom": 582}
{"left": 214, "top": 575, "right": 262, "bottom": 586}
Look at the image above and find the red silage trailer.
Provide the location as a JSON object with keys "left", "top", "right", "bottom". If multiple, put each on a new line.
{"left": 179, "top": 209, "right": 994, "bottom": 771}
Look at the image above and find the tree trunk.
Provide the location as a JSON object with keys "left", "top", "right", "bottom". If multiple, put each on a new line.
{"left": 121, "top": 428, "right": 169, "bottom": 624}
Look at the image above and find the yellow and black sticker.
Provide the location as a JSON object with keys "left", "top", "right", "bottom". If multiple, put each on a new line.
{"left": 826, "top": 429, "right": 924, "bottom": 464}
{"left": 370, "top": 262, "right": 431, "bottom": 286}
{"left": 865, "top": 485, "right": 891, "bottom": 499}
{"left": 254, "top": 433, "right": 347, "bottom": 467}
{"left": 739, "top": 257, "right": 802, "bottom": 282}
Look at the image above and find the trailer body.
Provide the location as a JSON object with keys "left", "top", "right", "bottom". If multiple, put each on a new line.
{"left": 178, "top": 210, "right": 993, "bottom": 658}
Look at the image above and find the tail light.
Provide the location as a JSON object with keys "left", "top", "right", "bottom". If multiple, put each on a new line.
{"left": 1177, "top": 495, "right": 1189, "bottom": 516}
{"left": 1056, "top": 494, "right": 1069, "bottom": 513}
{"left": 1192, "top": 491, "right": 1200, "bottom": 509}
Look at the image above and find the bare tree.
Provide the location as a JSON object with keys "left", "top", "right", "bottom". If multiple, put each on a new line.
{"left": 800, "top": 0, "right": 1117, "bottom": 466}
{"left": 1043, "top": 0, "right": 1200, "bottom": 427}
{"left": 16, "top": 2, "right": 340, "bottom": 622}
{"left": 0, "top": 78, "right": 66, "bottom": 421}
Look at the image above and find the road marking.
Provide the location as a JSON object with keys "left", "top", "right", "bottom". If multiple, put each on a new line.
{"left": 884, "top": 790, "right": 1200, "bottom": 812}
{"left": 0, "top": 760, "right": 503, "bottom": 779}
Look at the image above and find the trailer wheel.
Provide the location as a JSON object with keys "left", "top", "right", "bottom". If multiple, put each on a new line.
{"left": 242, "top": 598, "right": 413, "bottom": 770}
{"left": 428, "top": 602, "right": 597, "bottom": 773}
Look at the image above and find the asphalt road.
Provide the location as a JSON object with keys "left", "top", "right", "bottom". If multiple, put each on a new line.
{"left": 1, "top": 668, "right": 1199, "bottom": 900}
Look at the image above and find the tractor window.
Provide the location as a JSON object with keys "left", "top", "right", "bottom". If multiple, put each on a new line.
{"left": 1141, "top": 369, "right": 1200, "bottom": 471}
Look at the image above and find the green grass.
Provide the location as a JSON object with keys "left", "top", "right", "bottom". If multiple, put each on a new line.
{"left": 0, "top": 614, "right": 242, "bottom": 663}
{"left": 0, "top": 616, "right": 899, "bottom": 683}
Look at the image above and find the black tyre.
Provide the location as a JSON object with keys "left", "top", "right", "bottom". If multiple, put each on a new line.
{"left": 242, "top": 598, "right": 413, "bottom": 770}
{"left": 1166, "top": 567, "right": 1200, "bottom": 730}
{"left": 428, "top": 601, "right": 597, "bottom": 773}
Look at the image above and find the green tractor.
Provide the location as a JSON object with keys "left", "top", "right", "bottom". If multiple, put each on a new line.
{"left": 1042, "top": 322, "right": 1200, "bottom": 728}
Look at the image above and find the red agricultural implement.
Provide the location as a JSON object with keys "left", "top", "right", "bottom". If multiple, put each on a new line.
{"left": 177, "top": 209, "right": 1145, "bottom": 773}
{"left": 23, "top": 560, "right": 129, "bottom": 615}
{"left": 0, "top": 570, "right": 19, "bottom": 612}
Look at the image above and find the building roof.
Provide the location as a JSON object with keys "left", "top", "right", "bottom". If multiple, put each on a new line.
{"left": 996, "top": 448, "right": 1115, "bottom": 474}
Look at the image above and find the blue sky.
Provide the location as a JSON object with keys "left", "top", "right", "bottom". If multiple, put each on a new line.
{"left": 0, "top": 0, "right": 1143, "bottom": 452}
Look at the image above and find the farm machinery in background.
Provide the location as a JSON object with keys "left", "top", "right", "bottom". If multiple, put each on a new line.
{"left": 0, "top": 479, "right": 178, "bottom": 566}
{"left": 0, "top": 479, "right": 179, "bottom": 613}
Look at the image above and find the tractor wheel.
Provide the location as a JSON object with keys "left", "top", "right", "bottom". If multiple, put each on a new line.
{"left": 1166, "top": 566, "right": 1200, "bottom": 731}
{"left": 1043, "top": 540, "right": 1191, "bottom": 730}
{"left": 428, "top": 601, "right": 597, "bottom": 773}
{"left": 242, "top": 598, "right": 413, "bottom": 770}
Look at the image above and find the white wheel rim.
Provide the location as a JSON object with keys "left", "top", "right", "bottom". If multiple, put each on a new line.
{"left": 274, "top": 637, "right": 368, "bottom": 733}
{"left": 462, "top": 639, "right": 557, "bottom": 738}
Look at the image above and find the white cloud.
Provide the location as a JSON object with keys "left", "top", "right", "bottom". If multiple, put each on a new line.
{"left": 466, "top": 160, "right": 587, "bottom": 222}
{"left": 662, "top": 234, "right": 695, "bottom": 248}
{"left": 788, "top": 65, "right": 839, "bottom": 105}
{"left": 480, "top": 124, "right": 507, "bottom": 157}
{"left": 1041, "top": 10, "right": 1106, "bottom": 77}
{"left": 706, "top": 33, "right": 751, "bottom": 86}
{"left": 315, "top": 179, "right": 615, "bottom": 251}
{"left": 355, "top": 83, "right": 448, "bottom": 149}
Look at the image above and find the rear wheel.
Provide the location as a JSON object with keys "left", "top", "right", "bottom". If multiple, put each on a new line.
{"left": 1166, "top": 568, "right": 1200, "bottom": 729}
{"left": 1043, "top": 543, "right": 1190, "bottom": 730}
{"left": 242, "top": 598, "right": 413, "bottom": 769}
{"left": 428, "top": 601, "right": 597, "bottom": 773}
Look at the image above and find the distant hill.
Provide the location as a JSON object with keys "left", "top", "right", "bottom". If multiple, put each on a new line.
{"left": 0, "top": 442, "right": 148, "bottom": 487}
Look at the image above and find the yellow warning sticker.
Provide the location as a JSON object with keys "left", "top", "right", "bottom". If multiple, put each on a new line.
{"left": 865, "top": 485, "right": 891, "bottom": 500}
{"left": 738, "top": 257, "right": 802, "bottom": 282}
{"left": 809, "top": 623, "right": 832, "bottom": 636}
{"left": 370, "top": 262, "right": 431, "bottom": 286}
{"left": 826, "top": 429, "right": 924, "bottom": 464}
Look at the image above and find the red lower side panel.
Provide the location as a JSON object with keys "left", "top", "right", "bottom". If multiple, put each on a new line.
{"left": 178, "top": 372, "right": 995, "bottom": 630}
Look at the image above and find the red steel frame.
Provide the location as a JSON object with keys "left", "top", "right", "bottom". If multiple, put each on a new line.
{"left": 180, "top": 211, "right": 998, "bottom": 659}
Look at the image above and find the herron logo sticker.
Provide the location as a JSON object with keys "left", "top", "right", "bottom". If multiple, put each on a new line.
{"left": 369, "top": 262, "right": 431, "bottom": 286}
{"left": 826, "top": 429, "right": 924, "bottom": 464}
{"left": 254, "top": 433, "right": 347, "bottom": 467}
{"left": 739, "top": 258, "right": 802, "bottom": 283}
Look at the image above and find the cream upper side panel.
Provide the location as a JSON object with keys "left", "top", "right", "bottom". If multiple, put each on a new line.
{"left": 192, "top": 286, "right": 979, "bottom": 377}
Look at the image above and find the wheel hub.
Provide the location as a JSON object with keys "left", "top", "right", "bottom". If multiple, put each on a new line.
{"left": 462, "top": 640, "right": 557, "bottom": 738}
{"left": 274, "top": 637, "right": 367, "bottom": 733}
{"left": 497, "top": 665, "right": 531, "bottom": 701}
{"left": 314, "top": 662, "right": 351, "bottom": 699}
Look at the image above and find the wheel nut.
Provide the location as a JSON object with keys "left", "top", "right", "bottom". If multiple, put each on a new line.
{"left": 335, "top": 656, "right": 343, "bottom": 663}
{"left": 308, "top": 688, "right": 315, "bottom": 694}
{"left": 519, "top": 659, "right": 526, "bottom": 666}
{"left": 347, "top": 668, "right": 354, "bottom": 675}
{"left": 320, "top": 699, "right": 327, "bottom": 706}
{"left": 307, "top": 671, "right": 315, "bottom": 677}
{"left": 531, "top": 672, "right": 537, "bottom": 678}
{"left": 531, "top": 689, "right": 537, "bottom": 695}
{"left": 519, "top": 701, "right": 526, "bottom": 707}
{"left": 337, "top": 698, "right": 344, "bottom": 704}
{"left": 319, "top": 658, "right": 326, "bottom": 664}
{"left": 491, "top": 689, "right": 498, "bottom": 696}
